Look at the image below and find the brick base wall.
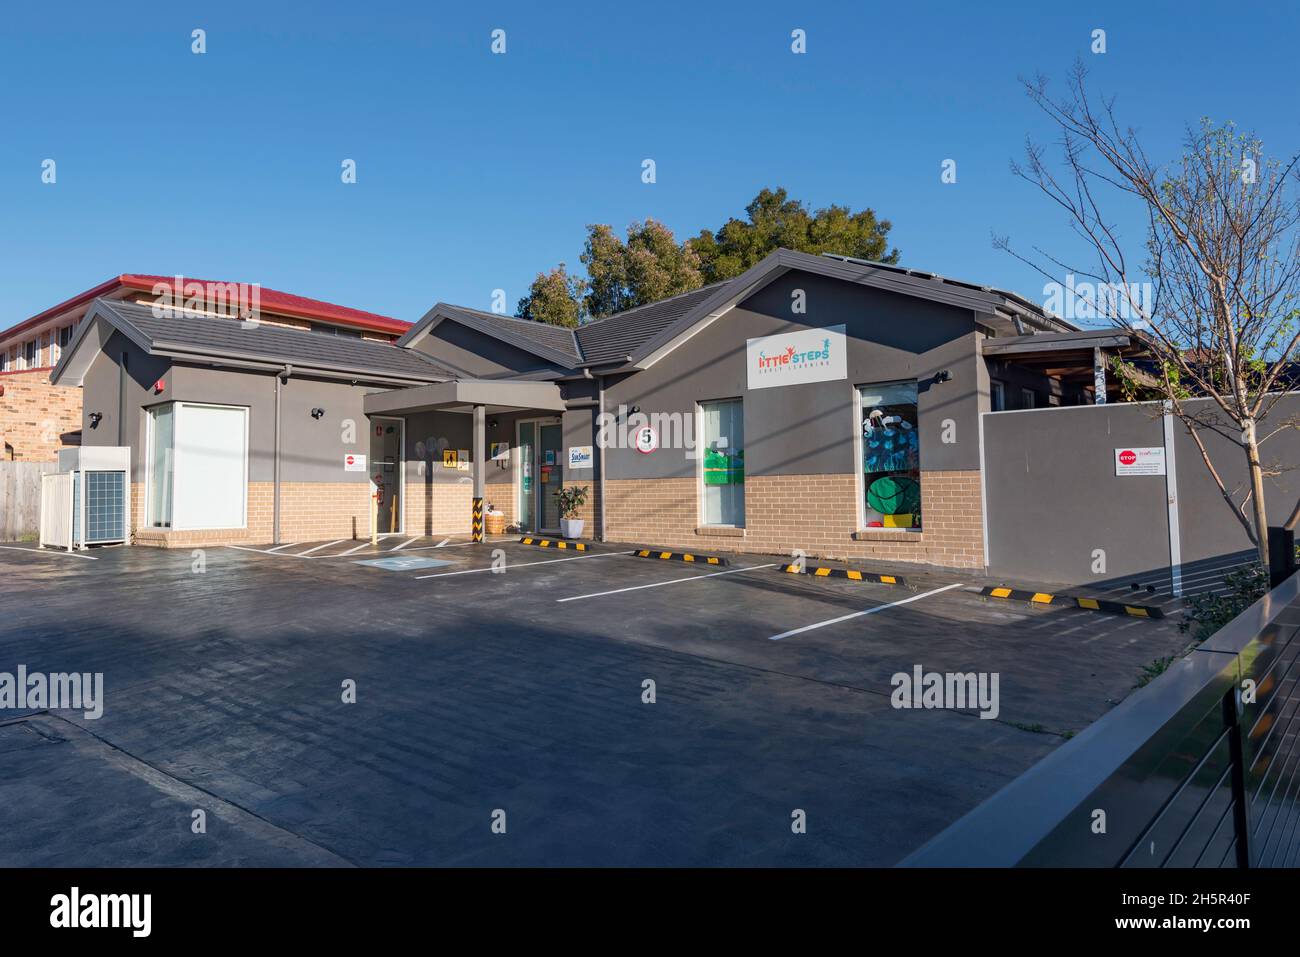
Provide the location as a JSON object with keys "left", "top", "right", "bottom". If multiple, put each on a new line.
{"left": 603, "top": 470, "right": 984, "bottom": 569}
{"left": 0, "top": 370, "right": 82, "bottom": 461}
{"left": 485, "top": 481, "right": 514, "bottom": 528}
{"left": 403, "top": 480, "right": 473, "bottom": 537}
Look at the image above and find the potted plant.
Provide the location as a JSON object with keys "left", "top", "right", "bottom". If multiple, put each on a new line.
{"left": 554, "top": 485, "right": 589, "bottom": 539}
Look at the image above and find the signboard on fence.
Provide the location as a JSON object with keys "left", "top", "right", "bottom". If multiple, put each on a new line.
{"left": 1115, "top": 447, "right": 1165, "bottom": 476}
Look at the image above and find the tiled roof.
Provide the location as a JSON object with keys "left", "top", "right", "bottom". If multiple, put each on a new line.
{"left": 574, "top": 282, "right": 732, "bottom": 365}
{"left": 90, "top": 299, "right": 449, "bottom": 381}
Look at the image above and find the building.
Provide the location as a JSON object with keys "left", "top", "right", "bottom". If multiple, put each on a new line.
{"left": 0, "top": 274, "right": 409, "bottom": 461}
{"left": 50, "top": 249, "right": 1159, "bottom": 568}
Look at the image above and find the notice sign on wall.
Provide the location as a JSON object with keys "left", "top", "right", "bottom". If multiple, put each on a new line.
{"left": 746, "top": 324, "right": 847, "bottom": 391}
{"left": 344, "top": 453, "right": 367, "bottom": 472}
{"left": 1115, "top": 446, "right": 1165, "bottom": 476}
{"left": 568, "top": 445, "right": 593, "bottom": 469}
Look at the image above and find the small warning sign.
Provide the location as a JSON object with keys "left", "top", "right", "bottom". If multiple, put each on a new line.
{"left": 344, "top": 453, "right": 367, "bottom": 472}
{"left": 1115, "top": 446, "right": 1165, "bottom": 476}
{"left": 442, "top": 449, "right": 458, "bottom": 468}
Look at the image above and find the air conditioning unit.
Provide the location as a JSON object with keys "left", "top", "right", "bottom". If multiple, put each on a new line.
{"left": 40, "top": 446, "right": 130, "bottom": 551}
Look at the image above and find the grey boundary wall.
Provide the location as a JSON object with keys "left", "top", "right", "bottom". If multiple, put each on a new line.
{"left": 982, "top": 394, "right": 1300, "bottom": 591}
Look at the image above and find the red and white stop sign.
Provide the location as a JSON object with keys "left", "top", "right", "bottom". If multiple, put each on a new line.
{"left": 346, "top": 454, "right": 356, "bottom": 467}
{"left": 1119, "top": 450, "right": 1137, "bottom": 466}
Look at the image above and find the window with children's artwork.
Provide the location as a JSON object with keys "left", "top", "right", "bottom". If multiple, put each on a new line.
{"left": 859, "top": 382, "right": 921, "bottom": 530}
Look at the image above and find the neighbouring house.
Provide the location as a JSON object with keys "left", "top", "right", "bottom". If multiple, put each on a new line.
{"left": 48, "top": 248, "right": 1297, "bottom": 583}
{"left": 0, "top": 274, "right": 409, "bottom": 461}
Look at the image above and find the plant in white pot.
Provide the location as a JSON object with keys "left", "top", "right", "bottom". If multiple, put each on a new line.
{"left": 554, "top": 485, "right": 589, "bottom": 539}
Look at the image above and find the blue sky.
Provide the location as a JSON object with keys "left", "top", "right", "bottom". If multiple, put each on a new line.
{"left": 2, "top": 1, "right": 1297, "bottom": 326}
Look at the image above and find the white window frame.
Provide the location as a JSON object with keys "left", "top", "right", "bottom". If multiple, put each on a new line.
{"left": 145, "top": 400, "right": 249, "bottom": 531}
{"left": 695, "top": 397, "right": 745, "bottom": 529}
{"left": 854, "top": 379, "right": 922, "bottom": 534}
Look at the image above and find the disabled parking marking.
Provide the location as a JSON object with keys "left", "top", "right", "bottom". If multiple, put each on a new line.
{"left": 766, "top": 582, "right": 965, "bottom": 640}
{"left": 0, "top": 545, "right": 98, "bottom": 560}
{"left": 355, "top": 555, "right": 458, "bottom": 572}
{"left": 414, "top": 550, "right": 634, "bottom": 579}
{"left": 555, "top": 563, "right": 778, "bottom": 603}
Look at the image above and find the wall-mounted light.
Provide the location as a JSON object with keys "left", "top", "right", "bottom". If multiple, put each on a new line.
{"left": 310, "top": 407, "right": 325, "bottom": 419}
{"left": 489, "top": 419, "right": 499, "bottom": 429}
{"left": 89, "top": 412, "right": 103, "bottom": 428}
{"left": 934, "top": 370, "right": 952, "bottom": 384}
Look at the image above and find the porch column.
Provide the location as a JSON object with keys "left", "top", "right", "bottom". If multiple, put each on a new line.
{"left": 472, "top": 403, "right": 485, "bottom": 542}
{"left": 1093, "top": 347, "right": 1108, "bottom": 405}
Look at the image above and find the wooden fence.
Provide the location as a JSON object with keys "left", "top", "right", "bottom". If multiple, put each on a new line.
{"left": 0, "top": 462, "right": 58, "bottom": 541}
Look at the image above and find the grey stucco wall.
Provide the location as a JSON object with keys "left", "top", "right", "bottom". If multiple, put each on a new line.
{"left": 984, "top": 395, "right": 1300, "bottom": 587}
{"left": 599, "top": 269, "right": 983, "bottom": 481}
{"left": 82, "top": 333, "right": 387, "bottom": 486}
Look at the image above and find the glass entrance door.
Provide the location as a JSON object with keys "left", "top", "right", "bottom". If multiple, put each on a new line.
{"left": 518, "top": 421, "right": 535, "bottom": 531}
{"left": 517, "top": 418, "right": 562, "bottom": 532}
{"left": 538, "top": 423, "right": 562, "bottom": 531}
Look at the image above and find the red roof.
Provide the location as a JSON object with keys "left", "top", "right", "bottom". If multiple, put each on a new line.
{"left": 1, "top": 274, "right": 411, "bottom": 342}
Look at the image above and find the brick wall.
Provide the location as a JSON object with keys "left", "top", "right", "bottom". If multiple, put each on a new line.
{"left": 0, "top": 369, "right": 82, "bottom": 461}
{"left": 129, "top": 478, "right": 479, "bottom": 547}
{"left": 485, "top": 481, "right": 514, "bottom": 527}
{"left": 603, "top": 470, "right": 985, "bottom": 569}
{"left": 404, "top": 481, "right": 473, "bottom": 537}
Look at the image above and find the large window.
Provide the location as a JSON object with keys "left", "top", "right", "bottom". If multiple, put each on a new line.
{"left": 859, "top": 382, "right": 921, "bottom": 530}
{"left": 700, "top": 399, "right": 744, "bottom": 527}
{"left": 147, "top": 402, "right": 248, "bottom": 530}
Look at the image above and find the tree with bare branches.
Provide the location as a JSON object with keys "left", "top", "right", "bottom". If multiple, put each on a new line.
{"left": 996, "top": 62, "right": 1300, "bottom": 568}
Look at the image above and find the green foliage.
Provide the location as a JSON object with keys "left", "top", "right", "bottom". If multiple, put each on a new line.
{"left": 1135, "top": 655, "right": 1177, "bottom": 688}
{"left": 521, "top": 187, "right": 901, "bottom": 323}
{"left": 580, "top": 220, "right": 704, "bottom": 318}
{"left": 554, "top": 484, "right": 589, "bottom": 519}
{"left": 1179, "top": 562, "right": 1272, "bottom": 643}
{"left": 687, "top": 187, "right": 899, "bottom": 282}
{"left": 516, "top": 263, "right": 587, "bottom": 328}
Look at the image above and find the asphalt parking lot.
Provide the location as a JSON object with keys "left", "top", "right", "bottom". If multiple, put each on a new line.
{"left": 0, "top": 535, "right": 1191, "bottom": 866}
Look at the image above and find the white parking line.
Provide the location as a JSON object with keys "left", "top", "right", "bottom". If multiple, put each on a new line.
{"left": 0, "top": 545, "right": 98, "bottom": 560}
{"left": 295, "top": 540, "right": 345, "bottom": 555}
{"left": 766, "top": 582, "right": 965, "bottom": 640}
{"left": 389, "top": 537, "right": 422, "bottom": 552}
{"left": 414, "top": 550, "right": 634, "bottom": 579}
{"left": 435, "top": 538, "right": 451, "bottom": 547}
{"left": 337, "top": 542, "right": 376, "bottom": 556}
{"left": 556, "top": 563, "right": 777, "bottom": 603}
{"left": 266, "top": 542, "right": 301, "bottom": 552}
{"left": 223, "top": 544, "right": 319, "bottom": 560}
